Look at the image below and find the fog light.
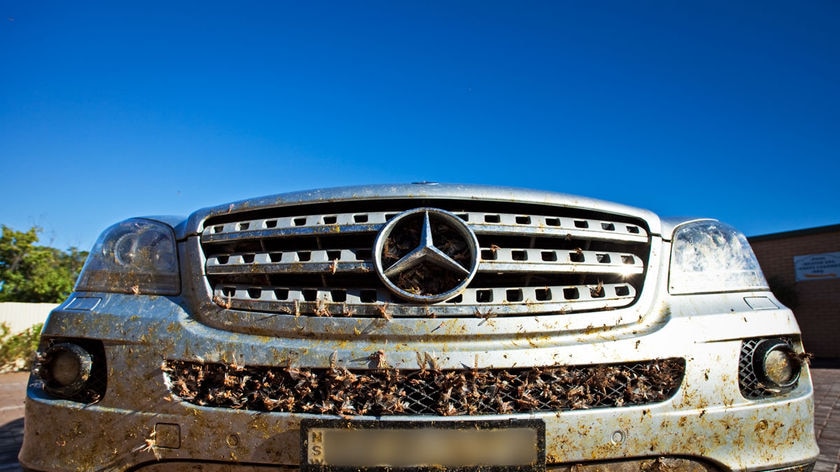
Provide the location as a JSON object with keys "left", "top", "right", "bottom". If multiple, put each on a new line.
{"left": 753, "top": 339, "right": 800, "bottom": 389}
{"left": 39, "top": 343, "right": 94, "bottom": 398}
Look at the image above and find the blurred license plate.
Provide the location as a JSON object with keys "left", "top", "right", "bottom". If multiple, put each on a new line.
{"left": 301, "top": 419, "right": 545, "bottom": 471}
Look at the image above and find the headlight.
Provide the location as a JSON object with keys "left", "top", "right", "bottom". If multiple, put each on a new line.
{"left": 75, "top": 218, "right": 180, "bottom": 295}
{"left": 669, "top": 220, "right": 767, "bottom": 295}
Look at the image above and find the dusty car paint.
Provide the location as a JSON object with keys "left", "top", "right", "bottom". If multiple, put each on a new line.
{"left": 20, "top": 184, "right": 818, "bottom": 472}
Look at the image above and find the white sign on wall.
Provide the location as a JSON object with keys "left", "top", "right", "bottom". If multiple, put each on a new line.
{"left": 794, "top": 251, "right": 840, "bottom": 281}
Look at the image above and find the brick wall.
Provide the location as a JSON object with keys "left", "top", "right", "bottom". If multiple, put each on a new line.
{"left": 749, "top": 225, "right": 840, "bottom": 359}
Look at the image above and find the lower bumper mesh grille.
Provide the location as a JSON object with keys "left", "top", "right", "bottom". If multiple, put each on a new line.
{"left": 739, "top": 337, "right": 798, "bottom": 399}
{"left": 163, "top": 358, "right": 684, "bottom": 416}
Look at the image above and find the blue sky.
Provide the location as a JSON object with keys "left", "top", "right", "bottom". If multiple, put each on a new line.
{"left": 1, "top": 1, "right": 838, "bottom": 251}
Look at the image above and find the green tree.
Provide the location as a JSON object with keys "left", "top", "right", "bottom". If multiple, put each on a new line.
{"left": 0, "top": 225, "right": 88, "bottom": 302}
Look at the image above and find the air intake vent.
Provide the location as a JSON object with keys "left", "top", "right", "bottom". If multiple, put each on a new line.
{"left": 164, "top": 358, "right": 684, "bottom": 416}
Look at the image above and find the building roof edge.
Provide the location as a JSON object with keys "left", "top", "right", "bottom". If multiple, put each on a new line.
{"left": 749, "top": 223, "right": 840, "bottom": 242}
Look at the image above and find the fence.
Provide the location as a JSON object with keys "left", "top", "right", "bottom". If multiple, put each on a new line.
{"left": 0, "top": 302, "right": 56, "bottom": 334}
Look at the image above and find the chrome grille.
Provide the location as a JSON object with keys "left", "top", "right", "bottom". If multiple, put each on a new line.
{"left": 200, "top": 201, "right": 650, "bottom": 317}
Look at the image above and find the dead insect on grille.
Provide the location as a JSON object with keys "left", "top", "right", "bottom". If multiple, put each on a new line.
{"left": 369, "top": 350, "right": 388, "bottom": 369}
{"left": 474, "top": 308, "right": 496, "bottom": 320}
{"left": 314, "top": 299, "right": 331, "bottom": 317}
{"left": 375, "top": 303, "right": 392, "bottom": 320}
{"left": 590, "top": 280, "right": 604, "bottom": 297}
{"left": 213, "top": 295, "right": 232, "bottom": 309}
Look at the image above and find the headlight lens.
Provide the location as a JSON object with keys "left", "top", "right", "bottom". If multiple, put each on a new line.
{"left": 669, "top": 220, "right": 767, "bottom": 294}
{"left": 75, "top": 218, "right": 180, "bottom": 295}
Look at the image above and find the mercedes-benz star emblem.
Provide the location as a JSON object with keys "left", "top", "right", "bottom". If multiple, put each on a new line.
{"left": 374, "top": 208, "right": 479, "bottom": 303}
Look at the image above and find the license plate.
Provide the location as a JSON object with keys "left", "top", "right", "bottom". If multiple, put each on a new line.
{"left": 301, "top": 419, "right": 545, "bottom": 472}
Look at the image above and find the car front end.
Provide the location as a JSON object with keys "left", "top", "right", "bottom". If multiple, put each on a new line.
{"left": 20, "top": 183, "right": 818, "bottom": 472}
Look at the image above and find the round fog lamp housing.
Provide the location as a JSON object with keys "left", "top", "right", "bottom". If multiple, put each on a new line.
{"left": 753, "top": 339, "right": 800, "bottom": 389}
{"left": 40, "top": 343, "right": 94, "bottom": 398}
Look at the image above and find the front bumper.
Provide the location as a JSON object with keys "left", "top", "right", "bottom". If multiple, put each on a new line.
{"left": 20, "top": 295, "right": 819, "bottom": 472}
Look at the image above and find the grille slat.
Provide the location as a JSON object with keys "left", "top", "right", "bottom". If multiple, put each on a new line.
{"left": 479, "top": 248, "right": 643, "bottom": 275}
{"left": 207, "top": 252, "right": 375, "bottom": 275}
{"left": 205, "top": 248, "right": 643, "bottom": 277}
{"left": 202, "top": 212, "right": 649, "bottom": 244}
{"left": 212, "top": 283, "right": 636, "bottom": 317}
{"left": 202, "top": 223, "right": 381, "bottom": 243}
{"left": 201, "top": 200, "right": 651, "bottom": 318}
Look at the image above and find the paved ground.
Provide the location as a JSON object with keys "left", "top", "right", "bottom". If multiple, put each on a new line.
{"left": 1, "top": 369, "right": 838, "bottom": 471}
{"left": 0, "top": 372, "right": 27, "bottom": 471}
{"left": 814, "top": 368, "right": 840, "bottom": 472}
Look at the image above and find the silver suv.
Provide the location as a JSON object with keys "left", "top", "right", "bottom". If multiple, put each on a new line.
{"left": 21, "top": 184, "right": 818, "bottom": 472}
